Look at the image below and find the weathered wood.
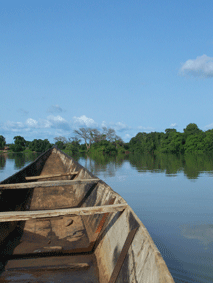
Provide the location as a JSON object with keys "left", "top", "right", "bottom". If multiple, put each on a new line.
{"left": 6, "top": 260, "right": 90, "bottom": 271}
{"left": 0, "top": 203, "right": 128, "bottom": 222}
{"left": 0, "top": 179, "right": 99, "bottom": 190}
{"left": 90, "top": 198, "right": 116, "bottom": 244}
{"left": 108, "top": 227, "right": 138, "bottom": 283}
{"left": 0, "top": 147, "right": 175, "bottom": 283}
{"left": 2, "top": 255, "right": 97, "bottom": 283}
{"left": 25, "top": 172, "right": 78, "bottom": 180}
{"left": 6, "top": 262, "right": 90, "bottom": 271}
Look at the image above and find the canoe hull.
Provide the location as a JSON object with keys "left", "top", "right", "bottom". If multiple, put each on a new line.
{"left": 0, "top": 147, "right": 174, "bottom": 282}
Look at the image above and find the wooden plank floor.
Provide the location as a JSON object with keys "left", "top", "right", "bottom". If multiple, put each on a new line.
{"left": 3, "top": 215, "right": 90, "bottom": 256}
{"left": 0, "top": 254, "right": 99, "bottom": 283}
{"left": 28, "top": 152, "right": 77, "bottom": 211}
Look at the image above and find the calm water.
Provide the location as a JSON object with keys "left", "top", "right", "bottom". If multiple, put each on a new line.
{"left": 0, "top": 152, "right": 213, "bottom": 283}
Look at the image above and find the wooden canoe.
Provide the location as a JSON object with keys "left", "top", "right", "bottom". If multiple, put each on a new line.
{"left": 0, "top": 147, "right": 175, "bottom": 282}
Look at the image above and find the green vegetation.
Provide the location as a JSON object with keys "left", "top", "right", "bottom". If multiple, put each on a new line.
{"left": 10, "top": 136, "right": 27, "bottom": 152}
{"left": 64, "top": 151, "right": 213, "bottom": 180}
{"left": 2, "top": 123, "right": 213, "bottom": 180}
{"left": 0, "top": 154, "right": 6, "bottom": 169}
{"left": 129, "top": 123, "right": 213, "bottom": 154}
{"left": 57, "top": 127, "right": 128, "bottom": 156}
{"left": 0, "top": 135, "right": 6, "bottom": 149}
{"left": 128, "top": 152, "right": 213, "bottom": 179}
{"left": 1, "top": 123, "right": 213, "bottom": 155}
{"left": 29, "top": 139, "right": 52, "bottom": 152}
{"left": 7, "top": 152, "right": 40, "bottom": 169}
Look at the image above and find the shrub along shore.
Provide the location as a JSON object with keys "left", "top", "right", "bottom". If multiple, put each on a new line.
{"left": 1, "top": 123, "right": 213, "bottom": 155}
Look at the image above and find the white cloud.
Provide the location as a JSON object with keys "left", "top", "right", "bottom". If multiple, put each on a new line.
{"left": 73, "top": 115, "right": 97, "bottom": 128}
{"left": 47, "top": 105, "right": 63, "bottom": 113}
{"left": 26, "top": 118, "right": 38, "bottom": 128}
{"left": 1, "top": 115, "right": 135, "bottom": 143}
{"left": 39, "top": 119, "right": 52, "bottom": 129}
{"left": 47, "top": 115, "right": 70, "bottom": 130}
{"left": 1, "top": 115, "right": 71, "bottom": 135}
{"left": 180, "top": 54, "right": 213, "bottom": 78}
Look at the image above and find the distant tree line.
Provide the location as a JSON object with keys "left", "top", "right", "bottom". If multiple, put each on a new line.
{"left": 9, "top": 136, "right": 53, "bottom": 153}
{"left": 0, "top": 127, "right": 128, "bottom": 155}
{"left": 129, "top": 123, "right": 213, "bottom": 154}
{"left": 2, "top": 123, "right": 213, "bottom": 155}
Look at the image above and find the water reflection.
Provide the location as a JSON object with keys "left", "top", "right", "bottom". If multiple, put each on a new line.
{"left": 79, "top": 152, "right": 213, "bottom": 180}
{"left": 128, "top": 153, "right": 213, "bottom": 179}
{"left": 6, "top": 152, "right": 40, "bottom": 169}
{"left": 1, "top": 152, "right": 213, "bottom": 180}
{"left": 0, "top": 155, "right": 6, "bottom": 170}
{"left": 181, "top": 224, "right": 213, "bottom": 249}
{"left": 79, "top": 153, "right": 127, "bottom": 178}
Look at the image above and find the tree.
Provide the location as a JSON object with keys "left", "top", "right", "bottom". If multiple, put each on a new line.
{"left": 168, "top": 133, "right": 185, "bottom": 154}
{"left": 74, "top": 128, "right": 93, "bottom": 150}
{"left": 184, "top": 134, "right": 205, "bottom": 153}
{"left": 29, "top": 139, "right": 52, "bottom": 152}
{"left": 102, "top": 127, "right": 122, "bottom": 142}
{"left": 184, "top": 123, "right": 201, "bottom": 137}
{"left": 204, "top": 130, "right": 213, "bottom": 152}
{"left": 0, "top": 135, "right": 6, "bottom": 149}
{"left": 54, "top": 136, "right": 67, "bottom": 150}
{"left": 160, "top": 129, "right": 184, "bottom": 154}
{"left": 89, "top": 129, "right": 102, "bottom": 143}
{"left": 165, "top": 128, "right": 177, "bottom": 135}
{"left": 74, "top": 127, "right": 122, "bottom": 150}
{"left": 10, "top": 136, "right": 26, "bottom": 152}
{"left": 129, "top": 131, "right": 163, "bottom": 153}
{"left": 65, "top": 138, "right": 80, "bottom": 155}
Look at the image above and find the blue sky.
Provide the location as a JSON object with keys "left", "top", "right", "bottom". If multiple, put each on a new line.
{"left": 1, "top": 1, "right": 213, "bottom": 143}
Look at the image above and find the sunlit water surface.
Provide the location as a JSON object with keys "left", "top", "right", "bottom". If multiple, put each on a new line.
{"left": 0, "top": 152, "right": 213, "bottom": 283}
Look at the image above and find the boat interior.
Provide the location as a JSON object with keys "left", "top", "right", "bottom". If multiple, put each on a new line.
{"left": 0, "top": 147, "right": 174, "bottom": 283}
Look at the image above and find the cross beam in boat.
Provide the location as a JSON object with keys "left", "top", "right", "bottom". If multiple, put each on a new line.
{"left": 6, "top": 262, "right": 90, "bottom": 272}
{"left": 0, "top": 179, "right": 99, "bottom": 190}
{"left": 0, "top": 203, "right": 128, "bottom": 222}
{"left": 25, "top": 172, "right": 79, "bottom": 180}
{"left": 6, "top": 257, "right": 90, "bottom": 271}
{"left": 109, "top": 227, "right": 139, "bottom": 283}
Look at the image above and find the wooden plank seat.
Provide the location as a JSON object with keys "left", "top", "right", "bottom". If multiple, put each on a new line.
{"left": 0, "top": 179, "right": 99, "bottom": 190}
{"left": 0, "top": 203, "right": 128, "bottom": 222}
{"left": 6, "top": 262, "right": 90, "bottom": 271}
{"left": 25, "top": 172, "right": 79, "bottom": 180}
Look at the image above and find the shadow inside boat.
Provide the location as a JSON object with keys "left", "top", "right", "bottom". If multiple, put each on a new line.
{"left": 0, "top": 187, "right": 35, "bottom": 275}
{"left": 0, "top": 221, "right": 92, "bottom": 275}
